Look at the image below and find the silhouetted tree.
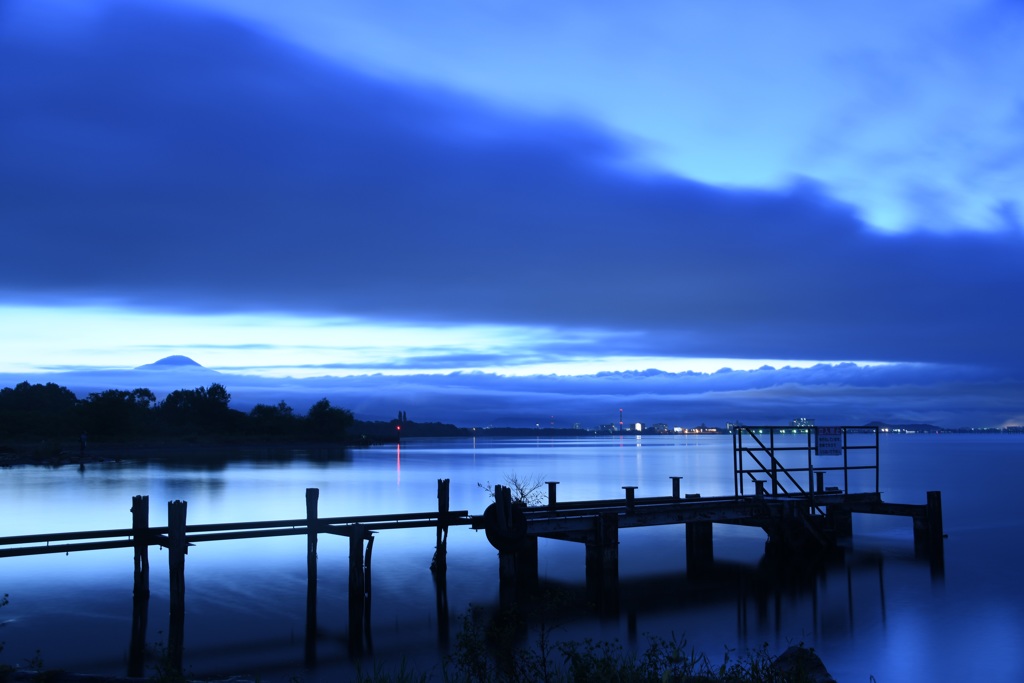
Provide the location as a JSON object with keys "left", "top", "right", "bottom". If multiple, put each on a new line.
{"left": 159, "top": 382, "right": 240, "bottom": 434}
{"left": 306, "top": 398, "right": 354, "bottom": 440}
{"left": 0, "top": 381, "right": 79, "bottom": 437}
{"left": 79, "top": 388, "right": 157, "bottom": 437}
{"left": 248, "top": 400, "right": 297, "bottom": 437}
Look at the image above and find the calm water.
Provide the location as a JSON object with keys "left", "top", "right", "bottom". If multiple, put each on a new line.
{"left": 2, "top": 433, "right": 1023, "bottom": 681}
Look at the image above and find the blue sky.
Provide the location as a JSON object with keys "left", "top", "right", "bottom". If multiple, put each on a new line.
{"left": 1, "top": 0, "right": 1022, "bottom": 428}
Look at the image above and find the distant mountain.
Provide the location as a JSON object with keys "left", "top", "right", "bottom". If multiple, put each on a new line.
{"left": 865, "top": 421, "right": 943, "bottom": 432}
{"left": 134, "top": 355, "right": 216, "bottom": 372}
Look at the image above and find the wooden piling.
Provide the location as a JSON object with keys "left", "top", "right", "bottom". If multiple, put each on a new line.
{"left": 498, "top": 550, "right": 517, "bottom": 610}
{"left": 305, "top": 488, "right": 319, "bottom": 665}
{"left": 364, "top": 533, "right": 375, "bottom": 653}
{"left": 682, "top": 493, "right": 713, "bottom": 576}
{"left": 670, "top": 476, "right": 682, "bottom": 499}
{"left": 432, "top": 480, "right": 451, "bottom": 645}
{"left": 131, "top": 495, "right": 150, "bottom": 598}
{"left": 927, "top": 491, "right": 944, "bottom": 547}
{"left": 828, "top": 505, "right": 853, "bottom": 538}
{"left": 585, "top": 513, "right": 619, "bottom": 588}
{"left": 622, "top": 486, "right": 638, "bottom": 510}
{"left": 912, "top": 490, "right": 945, "bottom": 553}
{"left": 926, "top": 490, "right": 945, "bottom": 578}
{"left": 167, "top": 500, "right": 187, "bottom": 673}
{"left": 129, "top": 494, "right": 150, "bottom": 678}
{"left": 306, "top": 488, "right": 319, "bottom": 568}
{"left": 585, "top": 513, "right": 619, "bottom": 614}
{"left": 517, "top": 535, "right": 539, "bottom": 588}
{"left": 547, "top": 481, "right": 559, "bottom": 508}
{"left": 494, "top": 485, "right": 512, "bottom": 533}
{"left": 686, "top": 521, "right": 714, "bottom": 575}
{"left": 348, "top": 523, "right": 366, "bottom": 653}
{"left": 433, "top": 479, "right": 450, "bottom": 574}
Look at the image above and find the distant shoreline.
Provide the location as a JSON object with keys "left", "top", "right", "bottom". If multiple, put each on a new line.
{"left": 0, "top": 434, "right": 397, "bottom": 468}
{"left": 4, "top": 424, "right": 1021, "bottom": 469}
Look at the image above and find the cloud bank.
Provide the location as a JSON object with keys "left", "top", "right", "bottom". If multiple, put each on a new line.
{"left": 1, "top": 1, "right": 1021, "bottom": 428}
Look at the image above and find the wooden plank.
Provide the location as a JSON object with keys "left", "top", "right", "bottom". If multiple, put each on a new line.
{"left": 842, "top": 501, "right": 926, "bottom": 517}
{"left": 0, "top": 538, "right": 137, "bottom": 557}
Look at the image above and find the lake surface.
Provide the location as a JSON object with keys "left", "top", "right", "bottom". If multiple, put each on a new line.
{"left": 2, "top": 433, "right": 1023, "bottom": 681}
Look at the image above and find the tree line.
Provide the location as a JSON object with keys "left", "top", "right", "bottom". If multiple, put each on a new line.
{"left": 0, "top": 381, "right": 353, "bottom": 442}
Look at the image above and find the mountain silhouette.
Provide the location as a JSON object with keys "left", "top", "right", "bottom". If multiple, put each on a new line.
{"left": 134, "top": 355, "right": 216, "bottom": 371}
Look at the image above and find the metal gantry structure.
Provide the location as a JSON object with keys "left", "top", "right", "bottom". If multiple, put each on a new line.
{"left": 732, "top": 424, "right": 881, "bottom": 501}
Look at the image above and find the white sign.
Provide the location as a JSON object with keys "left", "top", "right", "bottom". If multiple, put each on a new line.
{"left": 816, "top": 426, "right": 843, "bottom": 456}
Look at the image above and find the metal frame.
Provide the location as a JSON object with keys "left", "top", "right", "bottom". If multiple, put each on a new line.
{"left": 732, "top": 425, "right": 880, "bottom": 505}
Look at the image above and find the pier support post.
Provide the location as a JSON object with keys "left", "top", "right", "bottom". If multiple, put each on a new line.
{"left": 498, "top": 550, "right": 517, "bottom": 610}
{"left": 348, "top": 524, "right": 366, "bottom": 654}
{"left": 546, "top": 481, "right": 559, "bottom": 508}
{"left": 927, "top": 490, "right": 944, "bottom": 547}
{"left": 433, "top": 479, "right": 450, "bottom": 574}
{"left": 828, "top": 505, "right": 853, "bottom": 538}
{"left": 686, "top": 521, "right": 714, "bottom": 577}
{"left": 305, "top": 488, "right": 319, "bottom": 664}
{"left": 926, "top": 490, "right": 945, "bottom": 579}
{"left": 364, "top": 534, "right": 375, "bottom": 653}
{"left": 585, "top": 513, "right": 619, "bottom": 612}
{"left": 670, "top": 476, "right": 682, "bottom": 499}
{"left": 517, "top": 535, "right": 538, "bottom": 589}
{"left": 128, "top": 495, "right": 150, "bottom": 678}
{"left": 167, "top": 500, "right": 187, "bottom": 674}
{"left": 432, "top": 479, "right": 451, "bottom": 644}
{"left": 914, "top": 491, "right": 945, "bottom": 555}
{"left": 683, "top": 491, "right": 710, "bottom": 573}
{"left": 132, "top": 495, "right": 150, "bottom": 598}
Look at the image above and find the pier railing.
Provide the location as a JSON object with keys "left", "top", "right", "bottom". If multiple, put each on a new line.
{"left": 733, "top": 425, "right": 880, "bottom": 505}
{"left": 0, "top": 507, "right": 471, "bottom": 558}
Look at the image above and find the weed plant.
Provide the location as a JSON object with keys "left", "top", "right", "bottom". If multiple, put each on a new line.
{"left": 437, "top": 601, "right": 820, "bottom": 683}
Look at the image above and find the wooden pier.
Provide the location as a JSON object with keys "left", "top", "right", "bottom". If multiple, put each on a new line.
{"left": 475, "top": 425, "right": 944, "bottom": 602}
{"left": 0, "top": 426, "right": 944, "bottom": 676}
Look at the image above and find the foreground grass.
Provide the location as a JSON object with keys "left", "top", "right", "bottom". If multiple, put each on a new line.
{"left": 2, "top": 595, "right": 833, "bottom": 683}
{"left": 350, "top": 606, "right": 833, "bottom": 683}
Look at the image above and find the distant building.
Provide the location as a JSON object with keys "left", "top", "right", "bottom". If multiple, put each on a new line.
{"left": 791, "top": 417, "right": 815, "bottom": 428}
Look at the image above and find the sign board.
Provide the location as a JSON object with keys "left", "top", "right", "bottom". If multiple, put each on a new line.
{"left": 816, "top": 426, "right": 843, "bottom": 456}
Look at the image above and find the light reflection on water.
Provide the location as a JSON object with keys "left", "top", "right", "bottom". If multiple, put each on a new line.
{"left": 1, "top": 434, "right": 1023, "bottom": 681}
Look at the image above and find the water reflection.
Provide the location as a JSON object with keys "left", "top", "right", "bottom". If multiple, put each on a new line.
{"left": 473, "top": 542, "right": 941, "bottom": 670}
{"left": 2, "top": 434, "right": 1013, "bottom": 682}
{"left": 116, "top": 521, "right": 942, "bottom": 682}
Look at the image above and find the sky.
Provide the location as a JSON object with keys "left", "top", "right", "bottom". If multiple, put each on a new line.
{"left": 1, "top": 0, "right": 1022, "bottom": 428}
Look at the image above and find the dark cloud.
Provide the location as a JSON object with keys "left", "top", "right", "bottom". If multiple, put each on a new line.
{"left": 1, "top": 1, "right": 1022, "bottom": 378}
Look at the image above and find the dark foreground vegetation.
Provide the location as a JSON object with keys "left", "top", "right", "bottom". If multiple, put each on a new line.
{"left": 1, "top": 592, "right": 834, "bottom": 683}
